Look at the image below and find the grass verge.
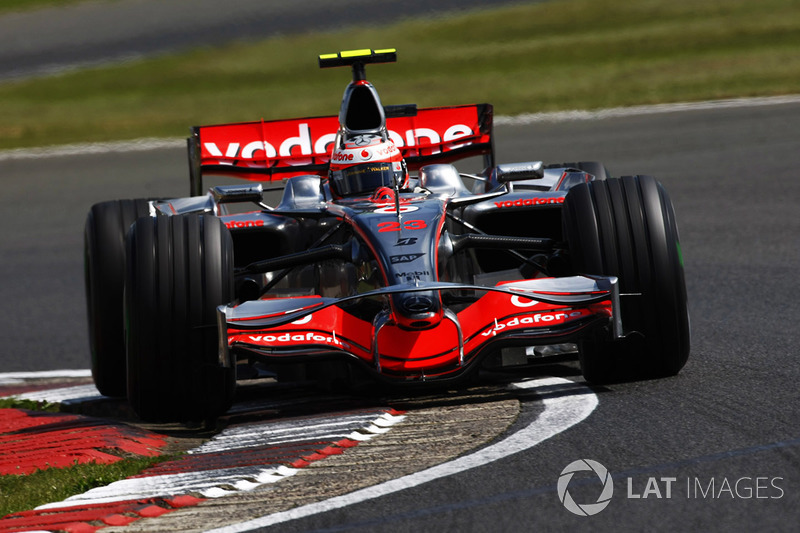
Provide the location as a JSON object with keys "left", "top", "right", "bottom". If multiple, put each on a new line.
{"left": 0, "top": 455, "right": 176, "bottom": 517}
{"left": 0, "top": 398, "right": 60, "bottom": 412}
{"left": 0, "top": 401, "right": 178, "bottom": 517}
{"left": 0, "top": 0, "right": 798, "bottom": 149}
{"left": 0, "top": 0, "right": 90, "bottom": 15}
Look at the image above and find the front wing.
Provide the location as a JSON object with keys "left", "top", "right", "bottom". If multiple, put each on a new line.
{"left": 219, "top": 276, "right": 621, "bottom": 381}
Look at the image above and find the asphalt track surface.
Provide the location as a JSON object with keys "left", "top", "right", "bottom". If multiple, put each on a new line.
{"left": 3, "top": 99, "right": 800, "bottom": 531}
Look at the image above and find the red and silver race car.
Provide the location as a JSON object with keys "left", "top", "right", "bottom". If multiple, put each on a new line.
{"left": 84, "top": 49, "right": 690, "bottom": 422}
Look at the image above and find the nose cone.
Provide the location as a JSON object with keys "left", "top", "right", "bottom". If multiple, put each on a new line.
{"left": 392, "top": 290, "right": 443, "bottom": 330}
{"left": 402, "top": 294, "right": 434, "bottom": 314}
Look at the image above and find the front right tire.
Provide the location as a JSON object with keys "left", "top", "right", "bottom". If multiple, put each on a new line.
{"left": 563, "top": 175, "right": 690, "bottom": 383}
{"left": 550, "top": 161, "right": 611, "bottom": 182}
{"left": 84, "top": 199, "right": 152, "bottom": 397}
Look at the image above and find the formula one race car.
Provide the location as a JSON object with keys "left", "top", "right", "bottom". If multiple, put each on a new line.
{"left": 84, "top": 49, "right": 690, "bottom": 422}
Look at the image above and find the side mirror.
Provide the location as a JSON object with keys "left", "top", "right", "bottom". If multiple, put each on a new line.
{"left": 211, "top": 184, "right": 264, "bottom": 204}
{"left": 494, "top": 161, "right": 544, "bottom": 183}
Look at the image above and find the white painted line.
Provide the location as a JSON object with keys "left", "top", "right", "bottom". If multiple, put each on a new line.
{"left": 373, "top": 414, "right": 407, "bottom": 428}
{"left": 0, "top": 138, "right": 183, "bottom": 161}
{"left": 0, "top": 369, "right": 92, "bottom": 386}
{"left": 362, "top": 424, "right": 392, "bottom": 435}
{"left": 494, "top": 95, "right": 800, "bottom": 125}
{"left": 36, "top": 465, "right": 300, "bottom": 509}
{"left": 345, "top": 431, "right": 376, "bottom": 442}
{"left": 13, "top": 384, "right": 102, "bottom": 403}
{"left": 189, "top": 414, "right": 384, "bottom": 454}
{"left": 206, "top": 376, "right": 598, "bottom": 533}
{"left": 35, "top": 409, "right": 399, "bottom": 510}
{"left": 196, "top": 431, "right": 359, "bottom": 450}
{"left": 2, "top": 95, "right": 798, "bottom": 162}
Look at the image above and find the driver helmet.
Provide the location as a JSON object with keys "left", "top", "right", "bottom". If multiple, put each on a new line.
{"left": 328, "top": 134, "right": 408, "bottom": 198}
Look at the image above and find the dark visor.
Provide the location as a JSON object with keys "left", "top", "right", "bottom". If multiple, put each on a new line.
{"left": 330, "top": 162, "right": 398, "bottom": 197}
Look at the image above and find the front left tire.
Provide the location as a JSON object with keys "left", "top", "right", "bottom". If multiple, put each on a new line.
{"left": 125, "top": 214, "right": 235, "bottom": 422}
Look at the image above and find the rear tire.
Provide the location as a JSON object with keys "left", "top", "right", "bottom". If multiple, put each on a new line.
{"left": 549, "top": 161, "right": 611, "bottom": 181}
{"left": 84, "top": 199, "right": 152, "bottom": 397}
{"left": 563, "top": 175, "right": 690, "bottom": 383}
{"left": 125, "top": 214, "right": 235, "bottom": 422}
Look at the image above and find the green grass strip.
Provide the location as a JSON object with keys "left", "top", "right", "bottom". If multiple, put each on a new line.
{"left": 0, "top": 398, "right": 60, "bottom": 412}
{"left": 0, "top": 0, "right": 798, "bottom": 149}
{"left": 0, "top": 402, "right": 178, "bottom": 517}
{"left": 0, "top": 0, "right": 90, "bottom": 14}
{"left": 0, "top": 455, "right": 176, "bottom": 518}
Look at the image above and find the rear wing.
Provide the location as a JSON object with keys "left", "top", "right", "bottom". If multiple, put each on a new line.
{"left": 187, "top": 104, "right": 494, "bottom": 196}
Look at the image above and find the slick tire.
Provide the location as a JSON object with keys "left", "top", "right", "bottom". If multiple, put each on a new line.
{"left": 84, "top": 199, "right": 152, "bottom": 397}
{"left": 125, "top": 214, "right": 235, "bottom": 422}
{"left": 548, "top": 161, "right": 611, "bottom": 181}
{"left": 563, "top": 175, "right": 690, "bottom": 383}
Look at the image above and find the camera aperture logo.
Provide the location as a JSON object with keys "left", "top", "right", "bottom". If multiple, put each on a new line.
{"left": 557, "top": 459, "right": 614, "bottom": 516}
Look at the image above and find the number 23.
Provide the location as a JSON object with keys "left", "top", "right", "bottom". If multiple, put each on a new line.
{"left": 377, "top": 220, "right": 427, "bottom": 232}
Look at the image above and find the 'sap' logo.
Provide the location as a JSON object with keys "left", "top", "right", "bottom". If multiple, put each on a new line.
{"left": 390, "top": 254, "right": 424, "bottom": 264}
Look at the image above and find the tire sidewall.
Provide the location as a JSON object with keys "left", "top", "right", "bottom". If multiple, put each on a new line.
{"left": 564, "top": 175, "right": 690, "bottom": 382}
{"left": 84, "top": 199, "right": 151, "bottom": 397}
